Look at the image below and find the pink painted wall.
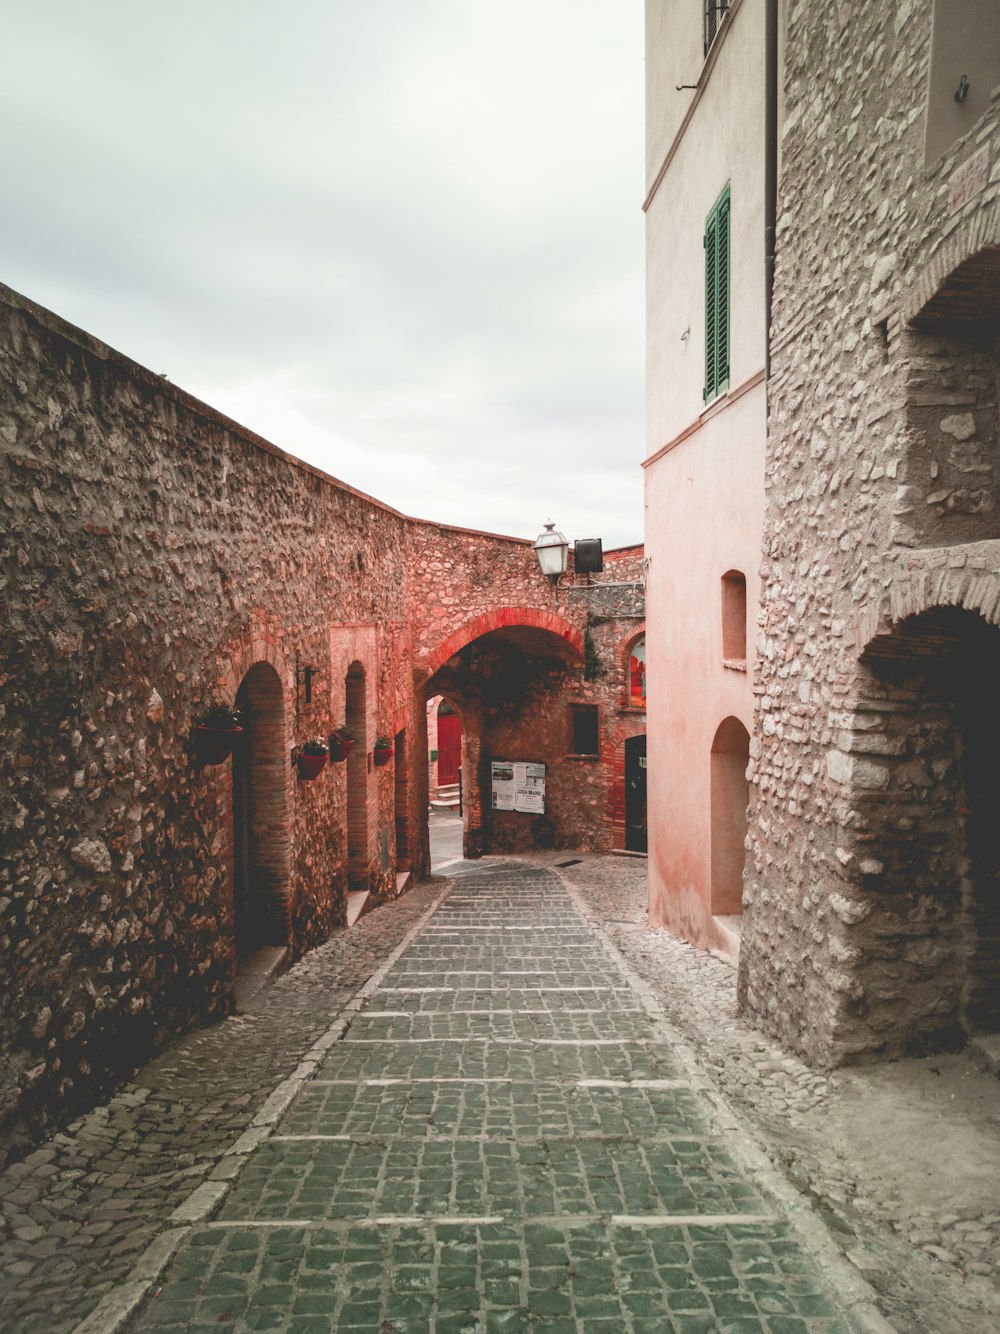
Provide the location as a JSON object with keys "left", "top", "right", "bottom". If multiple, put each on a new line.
{"left": 644, "top": 389, "right": 764, "bottom": 962}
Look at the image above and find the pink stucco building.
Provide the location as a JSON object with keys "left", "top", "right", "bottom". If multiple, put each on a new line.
{"left": 643, "top": 0, "right": 769, "bottom": 961}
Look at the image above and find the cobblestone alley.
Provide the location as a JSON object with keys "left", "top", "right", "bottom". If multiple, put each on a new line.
{"left": 126, "top": 864, "right": 857, "bottom": 1333}
{"left": 4, "top": 853, "right": 999, "bottom": 1333}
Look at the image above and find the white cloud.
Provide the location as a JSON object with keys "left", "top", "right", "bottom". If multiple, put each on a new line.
{"left": 3, "top": 0, "right": 645, "bottom": 547}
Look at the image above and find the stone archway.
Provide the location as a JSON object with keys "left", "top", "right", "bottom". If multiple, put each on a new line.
{"left": 422, "top": 618, "right": 584, "bottom": 859}
{"left": 849, "top": 605, "right": 1000, "bottom": 1053}
{"left": 232, "top": 662, "right": 292, "bottom": 948}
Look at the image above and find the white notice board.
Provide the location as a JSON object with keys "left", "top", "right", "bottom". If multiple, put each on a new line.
{"left": 492, "top": 760, "right": 545, "bottom": 814}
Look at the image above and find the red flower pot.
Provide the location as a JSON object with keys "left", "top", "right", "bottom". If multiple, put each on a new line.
{"left": 194, "top": 725, "right": 242, "bottom": 766}
{"left": 373, "top": 745, "right": 393, "bottom": 767}
{"left": 329, "top": 738, "right": 355, "bottom": 762}
{"left": 298, "top": 753, "right": 328, "bottom": 780}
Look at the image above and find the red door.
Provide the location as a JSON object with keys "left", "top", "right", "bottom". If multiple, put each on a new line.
{"left": 437, "top": 712, "right": 462, "bottom": 786}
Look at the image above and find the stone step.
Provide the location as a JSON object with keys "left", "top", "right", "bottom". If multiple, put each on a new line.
{"left": 346, "top": 890, "right": 371, "bottom": 928}
{"left": 969, "top": 1033, "right": 1000, "bottom": 1078}
{"left": 234, "top": 945, "right": 289, "bottom": 1010}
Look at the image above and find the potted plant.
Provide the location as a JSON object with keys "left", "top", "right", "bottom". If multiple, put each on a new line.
{"left": 298, "top": 737, "right": 329, "bottom": 780}
{"left": 193, "top": 702, "right": 243, "bottom": 766}
{"left": 328, "top": 725, "right": 355, "bottom": 762}
{"left": 373, "top": 735, "right": 393, "bottom": 767}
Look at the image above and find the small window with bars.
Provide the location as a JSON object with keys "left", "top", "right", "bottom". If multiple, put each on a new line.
{"left": 704, "top": 184, "right": 731, "bottom": 404}
{"left": 704, "top": 1, "right": 732, "bottom": 56}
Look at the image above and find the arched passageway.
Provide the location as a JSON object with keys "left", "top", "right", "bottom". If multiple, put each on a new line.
{"left": 711, "top": 716, "right": 749, "bottom": 917}
{"left": 345, "top": 661, "right": 370, "bottom": 891}
{"left": 857, "top": 606, "right": 1000, "bottom": 1050}
{"left": 422, "top": 620, "right": 583, "bottom": 860}
{"left": 232, "top": 663, "right": 291, "bottom": 948}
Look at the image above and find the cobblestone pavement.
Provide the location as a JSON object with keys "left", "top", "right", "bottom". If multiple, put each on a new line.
{"left": 127, "top": 861, "right": 876, "bottom": 1334}
{"left": 0, "top": 882, "right": 444, "bottom": 1334}
{"left": 547, "top": 852, "right": 1000, "bottom": 1334}
{"left": 2, "top": 852, "right": 996, "bottom": 1333}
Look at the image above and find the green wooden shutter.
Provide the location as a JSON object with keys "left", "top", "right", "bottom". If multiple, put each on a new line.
{"left": 704, "top": 209, "right": 718, "bottom": 401}
{"left": 703, "top": 186, "right": 731, "bottom": 402}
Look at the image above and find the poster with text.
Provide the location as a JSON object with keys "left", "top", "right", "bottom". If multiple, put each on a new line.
{"left": 491, "top": 762, "right": 515, "bottom": 810}
{"left": 491, "top": 760, "right": 546, "bottom": 813}
{"left": 513, "top": 761, "right": 545, "bottom": 814}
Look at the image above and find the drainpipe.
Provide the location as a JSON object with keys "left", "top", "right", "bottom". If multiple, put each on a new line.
{"left": 764, "top": 0, "right": 778, "bottom": 381}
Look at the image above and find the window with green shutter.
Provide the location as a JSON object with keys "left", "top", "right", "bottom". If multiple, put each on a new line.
{"left": 704, "top": 185, "right": 730, "bottom": 403}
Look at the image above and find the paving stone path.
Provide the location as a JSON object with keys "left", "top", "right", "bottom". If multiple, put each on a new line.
{"left": 131, "top": 863, "right": 858, "bottom": 1333}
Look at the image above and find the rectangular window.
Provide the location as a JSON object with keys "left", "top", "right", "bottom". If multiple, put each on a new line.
{"left": 570, "top": 705, "right": 600, "bottom": 756}
{"left": 704, "top": 1, "right": 732, "bottom": 57}
{"left": 704, "top": 185, "right": 731, "bottom": 403}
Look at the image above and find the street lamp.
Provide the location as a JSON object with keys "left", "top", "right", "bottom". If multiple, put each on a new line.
{"left": 533, "top": 519, "right": 568, "bottom": 582}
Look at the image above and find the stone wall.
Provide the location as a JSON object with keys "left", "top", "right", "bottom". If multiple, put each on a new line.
{"left": 739, "top": 0, "right": 1000, "bottom": 1065}
{"left": 0, "top": 286, "right": 425, "bottom": 1155}
{"left": 1, "top": 284, "right": 645, "bottom": 1155}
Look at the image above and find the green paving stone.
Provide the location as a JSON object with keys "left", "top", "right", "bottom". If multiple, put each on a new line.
{"left": 438, "top": 1286, "right": 484, "bottom": 1312}
{"left": 483, "top": 1311, "right": 531, "bottom": 1333}
{"left": 791, "top": 1293, "right": 836, "bottom": 1316}
{"left": 528, "top": 1288, "right": 573, "bottom": 1315}
{"left": 291, "top": 1293, "right": 339, "bottom": 1314}
{"left": 574, "top": 1295, "right": 622, "bottom": 1319}
{"left": 435, "top": 1315, "right": 483, "bottom": 1334}
{"left": 384, "top": 1292, "right": 435, "bottom": 1317}
{"left": 200, "top": 1276, "right": 251, "bottom": 1297}
{"left": 254, "top": 1283, "right": 294, "bottom": 1305}
{"left": 338, "top": 1300, "right": 382, "bottom": 1325}
{"left": 669, "top": 1289, "right": 712, "bottom": 1311}
{"left": 484, "top": 1279, "right": 522, "bottom": 1304}
{"left": 710, "top": 1291, "right": 759, "bottom": 1317}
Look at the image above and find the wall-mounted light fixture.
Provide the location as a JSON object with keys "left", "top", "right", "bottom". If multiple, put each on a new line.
{"left": 955, "top": 74, "right": 970, "bottom": 103}
{"left": 296, "top": 665, "right": 322, "bottom": 705}
{"left": 533, "top": 520, "right": 568, "bottom": 583}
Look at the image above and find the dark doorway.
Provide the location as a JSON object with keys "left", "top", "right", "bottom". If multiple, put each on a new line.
{"left": 346, "top": 662, "right": 369, "bottom": 891}
{"left": 625, "top": 734, "right": 647, "bottom": 853}
{"left": 232, "top": 663, "right": 291, "bottom": 948}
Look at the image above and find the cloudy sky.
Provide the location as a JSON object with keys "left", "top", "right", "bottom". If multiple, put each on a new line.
{"left": 4, "top": 2, "right": 645, "bottom": 548}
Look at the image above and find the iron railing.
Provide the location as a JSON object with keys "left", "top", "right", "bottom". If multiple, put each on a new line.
{"left": 704, "top": 0, "right": 731, "bottom": 56}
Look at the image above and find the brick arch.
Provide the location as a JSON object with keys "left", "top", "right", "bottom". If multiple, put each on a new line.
{"left": 901, "top": 198, "right": 1000, "bottom": 328}
{"left": 418, "top": 607, "right": 585, "bottom": 682}
{"left": 217, "top": 621, "right": 293, "bottom": 705}
{"left": 617, "top": 623, "right": 647, "bottom": 709}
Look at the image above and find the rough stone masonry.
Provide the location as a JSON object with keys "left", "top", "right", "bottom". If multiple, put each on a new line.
{"left": 0, "top": 283, "right": 645, "bottom": 1164}
{"left": 740, "top": 0, "right": 1000, "bottom": 1066}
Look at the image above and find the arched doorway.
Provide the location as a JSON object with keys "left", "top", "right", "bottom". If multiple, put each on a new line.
{"left": 232, "top": 663, "right": 291, "bottom": 949}
{"left": 858, "top": 606, "right": 1000, "bottom": 1049}
{"left": 624, "top": 734, "right": 647, "bottom": 852}
{"left": 345, "top": 661, "right": 369, "bottom": 891}
{"left": 711, "top": 716, "right": 749, "bottom": 917}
